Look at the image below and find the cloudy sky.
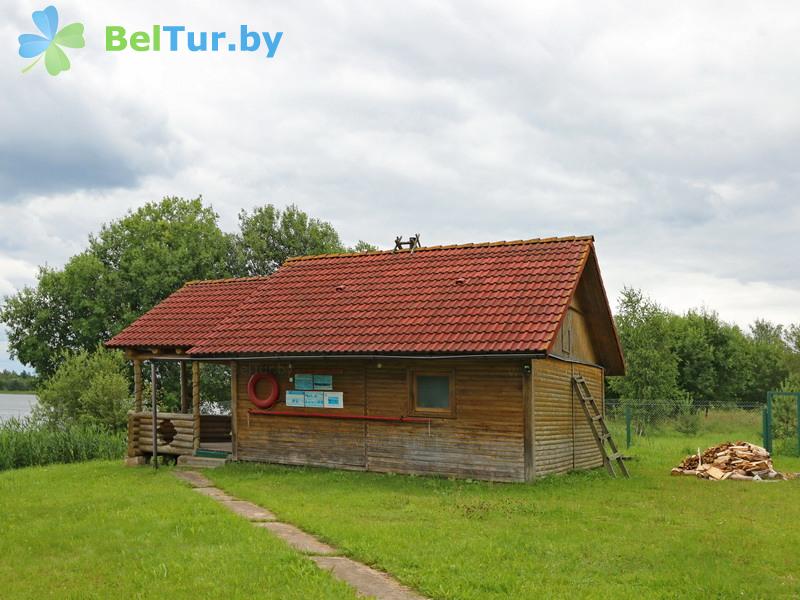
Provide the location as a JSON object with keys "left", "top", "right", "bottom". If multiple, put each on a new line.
{"left": 1, "top": 1, "right": 799, "bottom": 371}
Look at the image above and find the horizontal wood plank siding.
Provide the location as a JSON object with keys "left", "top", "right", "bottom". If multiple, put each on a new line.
{"left": 532, "top": 358, "right": 604, "bottom": 476}
{"left": 199, "top": 415, "right": 231, "bottom": 443}
{"left": 572, "top": 362, "right": 605, "bottom": 470}
{"left": 236, "top": 362, "right": 366, "bottom": 469}
{"left": 365, "top": 361, "right": 526, "bottom": 482}
{"left": 233, "top": 359, "right": 527, "bottom": 482}
{"left": 532, "top": 359, "right": 574, "bottom": 476}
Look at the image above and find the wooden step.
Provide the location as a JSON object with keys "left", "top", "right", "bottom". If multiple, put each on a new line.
{"left": 195, "top": 448, "right": 229, "bottom": 459}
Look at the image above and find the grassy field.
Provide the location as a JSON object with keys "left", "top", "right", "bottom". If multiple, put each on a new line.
{"left": 0, "top": 390, "right": 36, "bottom": 395}
{"left": 2, "top": 434, "right": 798, "bottom": 599}
{"left": 0, "top": 462, "right": 356, "bottom": 599}
{"left": 208, "top": 435, "right": 800, "bottom": 600}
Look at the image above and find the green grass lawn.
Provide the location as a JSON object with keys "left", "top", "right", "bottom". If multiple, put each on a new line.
{"left": 208, "top": 435, "right": 800, "bottom": 600}
{"left": 0, "top": 462, "right": 357, "bottom": 599}
{"left": 2, "top": 435, "right": 798, "bottom": 599}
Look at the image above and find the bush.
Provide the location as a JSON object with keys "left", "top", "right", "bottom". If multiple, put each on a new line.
{"left": 674, "top": 411, "right": 701, "bottom": 435}
{"left": 673, "top": 394, "right": 700, "bottom": 435}
{"left": 36, "top": 346, "right": 132, "bottom": 431}
{"left": 0, "top": 417, "right": 125, "bottom": 471}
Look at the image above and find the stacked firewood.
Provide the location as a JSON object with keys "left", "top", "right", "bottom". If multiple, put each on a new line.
{"left": 671, "top": 441, "right": 786, "bottom": 481}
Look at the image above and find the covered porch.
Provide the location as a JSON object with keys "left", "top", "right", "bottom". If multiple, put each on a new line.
{"left": 125, "top": 355, "right": 237, "bottom": 466}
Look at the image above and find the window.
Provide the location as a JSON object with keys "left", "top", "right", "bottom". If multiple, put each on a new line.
{"left": 410, "top": 370, "right": 455, "bottom": 417}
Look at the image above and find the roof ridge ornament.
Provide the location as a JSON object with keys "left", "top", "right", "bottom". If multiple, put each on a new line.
{"left": 393, "top": 233, "right": 421, "bottom": 253}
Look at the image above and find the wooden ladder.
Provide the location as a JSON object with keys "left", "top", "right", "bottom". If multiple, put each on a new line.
{"left": 572, "top": 374, "right": 629, "bottom": 478}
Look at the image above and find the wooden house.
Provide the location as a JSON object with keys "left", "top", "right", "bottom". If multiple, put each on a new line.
{"left": 107, "top": 236, "right": 624, "bottom": 481}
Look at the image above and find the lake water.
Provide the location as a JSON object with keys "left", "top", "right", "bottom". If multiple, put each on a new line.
{"left": 0, "top": 393, "right": 37, "bottom": 422}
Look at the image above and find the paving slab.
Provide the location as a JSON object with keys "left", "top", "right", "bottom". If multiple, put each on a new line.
{"left": 170, "top": 471, "right": 424, "bottom": 599}
{"left": 192, "top": 486, "right": 235, "bottom": 501}
{"left": 311, "top": 556, "right": 426, "bottom": 600}
{"left": 255, "top": 522, "right": 338, "bottom": 555}
{"left": 173, "top": 470, "right": 214, "bottom": 488}
{"left": 221, "top": 499, "right": 276, "bottom": 521}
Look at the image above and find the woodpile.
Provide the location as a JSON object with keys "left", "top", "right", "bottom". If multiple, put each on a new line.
{"left": 671, "top": 441, "right": 786, "bottom": 481}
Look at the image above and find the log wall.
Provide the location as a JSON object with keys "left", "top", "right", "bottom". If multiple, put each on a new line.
{"left": 127, "top": 411, "right": 196, "bottom": 457}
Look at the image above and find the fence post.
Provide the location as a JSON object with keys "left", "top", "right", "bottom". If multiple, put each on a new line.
{"left": 765, "top": 393, "right": 773, "bottom": 454}
{"left": 625, "top": 405, "right": 632, "bottom": 449}
{"left": 762, "top": 406, "right": 768, "bottom": 452}
{"left": 796, "top": 394, "right": 800, "bottom": 457}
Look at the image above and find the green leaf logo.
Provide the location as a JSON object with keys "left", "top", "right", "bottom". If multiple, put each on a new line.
{"left": 18, "top": 6, "right": 85, "bottom": 76}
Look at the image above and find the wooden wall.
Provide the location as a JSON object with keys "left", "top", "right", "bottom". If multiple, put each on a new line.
{"left": 531, "top": 358, "right": 604, "bottom": 477}
{"left": 127, "top": 412, "right": 195, "bottom": 457}
{"left": 234, "top": 358, "right": 528, "bottom": 482}
{"left": 365, "top": 361, "right": 526, "bottom": 481}
{"left": 552, "top": 294, "right": 599, "bottom": 365}
{"left": 233, "top": 356, "right": 604, "bottom": 482}
{"left": 236, "top": 362, "right": 367, "bottom": 470}
{"left": 572, "top": 362, "right": 605, "bottom": 471}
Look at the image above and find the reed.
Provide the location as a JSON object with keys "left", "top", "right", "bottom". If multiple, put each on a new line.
{"left": 0, "top": 417, "right": 125, "bottom": 471}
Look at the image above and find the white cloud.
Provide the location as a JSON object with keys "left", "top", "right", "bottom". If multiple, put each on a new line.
{"left": 0, "top": 0, "right": 799, "bottom": 370}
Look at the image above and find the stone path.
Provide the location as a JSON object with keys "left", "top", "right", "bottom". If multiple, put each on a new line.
{"left": 173, "top": 470, "right": 425, "bottom": 600}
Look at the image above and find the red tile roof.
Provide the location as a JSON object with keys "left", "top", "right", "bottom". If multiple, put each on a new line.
{"left": 108, "top": 236, "right": 615, "bottom": 363}
{"left": 106, "top": 277, "right": 267, "bottom": 349}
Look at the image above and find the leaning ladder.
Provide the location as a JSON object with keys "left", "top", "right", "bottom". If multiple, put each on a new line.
{"left": 572, "top": 374, "right": 630, "bottom": 478}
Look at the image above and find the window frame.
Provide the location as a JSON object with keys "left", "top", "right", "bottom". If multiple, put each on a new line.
{"left": 409, "top": 369, "right": 456, "bottom": 418}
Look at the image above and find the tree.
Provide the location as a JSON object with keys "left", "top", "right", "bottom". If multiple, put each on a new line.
{"left": 0, "top": 369, "right": 38, "bottom": 391}
{"left": 607, "top": 288, "right": 685, "bottom": 403}
{"left": 670, "top": 309, "right": 752, "bottom": 410}
{"left": 35, "top": 346, "right": 132, "bottom": 430}
{"left": 236, "top": 204, "right": 345, "bottom": 275}
{"left": 669, "top": 310, "right": 717, "bottom": 409}
{"left": 783, "top": 323, "right": 800, "bottom": 382}
{"left": 785, "top": 324, "right": 800, "bottom": 354}
{"left": 741, "top": 319, "right": 790, "bottom": 404}
{"left": 2, "top": 196, "right": 375, "bottom": 379}
{"left": 88, "top": 196, "right": 236, "bottom": 326}
{"left": 1, "top": 197, "right": 234, "bottom": 376}
{"left": 349, "top": 240, "right": 379, "bottom": 253}
{"left": 742, "top": 319, "right": 790, "bottom": 402}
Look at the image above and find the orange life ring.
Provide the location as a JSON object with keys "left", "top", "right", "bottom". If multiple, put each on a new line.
{"left": 247, "top": 372, "right": 279, "bottom": 409}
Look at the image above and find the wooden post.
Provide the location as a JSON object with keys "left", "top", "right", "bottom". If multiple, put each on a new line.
{"left": 126, "top": 413, "right": 135, "bottom": 458}
{"left": 523, "top": 360, "right": 533, "bottom": 481}
{"left": 133, "top": 359, "right": 143, "bottom": 412}
{"left": 230, "top": 361, "right": 238, "bottom": 461}
{"left": 179, "top": 361, "right": 188, "bottom": 413}
{"left": 192, "top": 361, "right": 200, "bottom": 452}
{"left": 151, "top": 362, "right": 158, "bottom": 470}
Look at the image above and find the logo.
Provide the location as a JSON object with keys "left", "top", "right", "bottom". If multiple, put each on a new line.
{"left": 104, "top": 26, "right": 282, "bottom": 57}
{"left": 18, "top": 5, "right": 85, "bottom": 76}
